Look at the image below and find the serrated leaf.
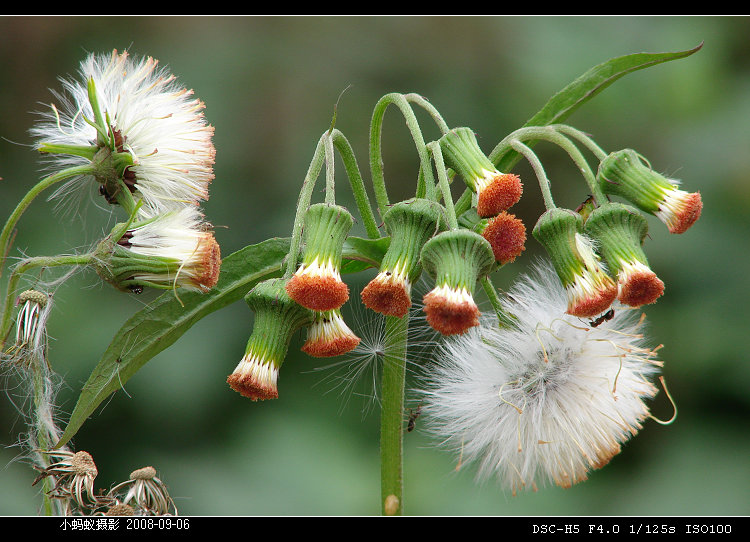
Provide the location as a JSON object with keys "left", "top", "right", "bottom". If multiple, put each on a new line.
{"left": 493, "top": 43, "right": 703, "bottom": 172}
{"left": 56, "top": 237, "right": 291, "bottom": 448}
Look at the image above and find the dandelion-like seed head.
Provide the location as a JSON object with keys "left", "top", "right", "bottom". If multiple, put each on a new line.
{"left": 419, "top": 260, "right": 662, "bottom": 493}
{"left": 33, "top": 49, "right": 215, "bottom": 213}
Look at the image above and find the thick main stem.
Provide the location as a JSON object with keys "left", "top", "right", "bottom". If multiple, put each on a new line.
{"left": 380, "top": 314, "right": 408, "bottom": 515}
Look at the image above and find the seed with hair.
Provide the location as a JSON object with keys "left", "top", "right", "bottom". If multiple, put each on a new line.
{"left": 70, "top": 451, "right": 98, "bottom": 477}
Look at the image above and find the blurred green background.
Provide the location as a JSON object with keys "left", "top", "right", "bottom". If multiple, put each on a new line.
{"left": 0, "top": 16, "right": 748, "bottom": 516}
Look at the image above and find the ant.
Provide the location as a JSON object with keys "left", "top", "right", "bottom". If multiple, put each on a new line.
{"left": 589, "top": 308, "right": 615, "bottom": 328}
{"left": 406, "top": 403, "right": 422, "bottom": 433}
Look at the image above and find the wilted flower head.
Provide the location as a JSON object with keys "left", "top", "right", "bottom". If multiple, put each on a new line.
{"left": 34, "top": 450, "right": 99, "bottom": 508}
{"left": 419, "top": 260, "right": 662, "bottom": 493}
{"left": 93, "top": 206, "right": 221, "bottom": 293}
{"left": 5, "top": 289, "right": 53, "bottom": 365}
{"left": 32, "top": 49, "right": 215, "bottom": 213}
{"left": 108, "top": 466, "right": 175, "bottom": 516}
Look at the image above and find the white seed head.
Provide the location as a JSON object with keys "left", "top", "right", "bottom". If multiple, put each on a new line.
{"left": 419, "top": 260, "right": 662, "bottom": 493}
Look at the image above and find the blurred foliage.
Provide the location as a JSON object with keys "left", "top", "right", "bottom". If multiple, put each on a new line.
{"left": 1, "top": 16, "right": 748, "bottom": 516}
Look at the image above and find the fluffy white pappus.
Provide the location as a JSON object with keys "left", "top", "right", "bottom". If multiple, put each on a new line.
{"left": 32, "top": 49, "right": 215, "bottom": 212}
{"left": 419, "top": 260, "right": 662, "bottom": 493}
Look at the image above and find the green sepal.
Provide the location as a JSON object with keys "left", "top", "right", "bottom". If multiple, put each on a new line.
{"left": 583, "top": 202, "right": 650, "bottom": 276}
{"left": 300, "top": 203, "right": 353, "bottom": 268}
{"left": 532, "top": 208, "right": 585, "bottom": 287}
{"left": 420, "top": 229, "right": 494, "bottom": 294}
{"left": 597, "top": 149, "right": 674, "bottom": 214}
{"left": 379, "top": 198, "right": 448, "bottom": 283}
{"left": 439, "top": 127, "right": 496, "bottom": 192}
{"left": 243, "top": 278, "right": 314, "bottom": 369}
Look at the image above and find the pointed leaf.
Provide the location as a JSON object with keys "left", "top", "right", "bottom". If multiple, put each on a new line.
{"left": 492, "top": 43, "right": 703, "bottom": 171}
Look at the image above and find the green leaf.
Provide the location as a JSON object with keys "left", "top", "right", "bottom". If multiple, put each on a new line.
{"left": 492, "top": 43, "right": 704, "bottom": 172}
{"left": 56, "top": 237, "right": 291, "bottom": 448}
{"left": 341, "top": 235, "right": 390, "bottom": 274}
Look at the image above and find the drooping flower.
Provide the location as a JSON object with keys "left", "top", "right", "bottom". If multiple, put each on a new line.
{"left": 420, "top": 229, "right": 495, "bottom": 335}
{"left": 480, "top": 211, "right": 527, "bottom": 265}
{"left": 533, "top": 208, "right": 617, "bottom": 318}
{"left": 285, "top": 203, "right": 353, "bottom": 312}
{"left": 227, "top": 278, "right": 314, "bottom": 401}
{"left": 439, "top": 127, "right": 522, "bottom": 218}
{"left": 93, "top": 206, "right": 221, "bottom": 293}
{"left": 419, "top": 260, "right": 662, "bottom": 493}
{"left": 361, "top": 198, "right": 446, "bottom": 317}
{"left": 597, "top": 149, "right": 702, "bottom": 234}
{"left": 583, "top": 202, "right": 664, "bottom": 307}
{"left": 301, "top": 309, "right": 361, "bottom": 358}
{"left": 32, "top": 49, "right": 215, "bottom": 213}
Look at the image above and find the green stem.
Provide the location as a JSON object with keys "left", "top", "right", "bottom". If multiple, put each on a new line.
{"left": 510, "top": 139, "right": 556, "bottom": 210}
{"left": 31, "top": 359, "right": 56, "bottom": 516}
{"left": 380, "top": 314, "right": 408, "bottom": 516}
{"left": 0, "top": 165, "right": 93, "bottom": 280}
{"left": 330, "top": 130, "right": 381, "bottom": 240}
{"left": 481, "top": 276, "right": 516, "bottom": 329}
{"left": 427, "top": 142, "right": 458, "bottom": 230}
{"left": 404, "top": 93, "right": 450, "bottom": 134}
{"left": 369, "top": 93, "right": 436, "bottom": 218}
{"left": 324, "top": 131, "right": 336, "bottom": 206}
{"left": 285, "top": 135, "right": 326, "bottom": 278}
{"left": 0, "top": 254, "right": 92, "bottom": 349}
{"left": 552, "top": 124, "right": 608, "bottom": 161}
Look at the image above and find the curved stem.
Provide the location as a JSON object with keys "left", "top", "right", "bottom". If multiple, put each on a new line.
{"left": 330, "top": 130, "right": 381, "bottom": 240}
{"left": 0, "top": 165, "right": 93, "bottom": 280}
{"left": 324, "top": 131, "right": 336, "bottom": 206}
{"left": 427, "top": 142, "right": 458, "bottom": 230}
{"left": 510, "top": 139, "right": 556, "bottom": 210}
{"left": 551, "top": 124, "right": 608, "bottom": 161}
{"left": 369, "top": 93, "right": 436, "bottom": 218}
{"left": 481, "top": 276, "right": 516, "bottom": 329}
{"left": 380, "top": 314, "right": 408, "bottom": 516}
{"left": 404, "top": 93, "right": 450, "bottom": 134}
{"left": 0, "top": 254, "right": 92, "bottom": 350}
{"left": 285, "top": 135, "right": 327, "bottom": 278}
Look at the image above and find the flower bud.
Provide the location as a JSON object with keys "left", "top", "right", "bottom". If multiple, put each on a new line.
{"left": 533, "top": 208, "right": 617, "bottom": 318}
{"left": 286, "top": 203, "right": 353, "bottom": 311}
{"left": 597, "top": 149, "right": 702, "bottom": 234}
{"left": 420, "top": 229, "right": 495, "bottom": 335}
{"left": 439, "top": 127, "right": 522, "bottom": 218}
{"left": 361, "top": 198, "right": 446, "bottom": 317}
{"left": 583, "top": 202, "right": 664, "bottom": 307}
{"left": 301, "top": 309, "right": 361, "bottom": 358}
{"left": 227, "top": 278, "right": 314, "bottom": 400}
{"left": 93, "top": 208, "right": 221, "bottom": 293}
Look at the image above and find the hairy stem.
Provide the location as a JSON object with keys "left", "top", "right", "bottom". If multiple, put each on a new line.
{"left": 380, "top": 314, "right": 408, "bottom": 515}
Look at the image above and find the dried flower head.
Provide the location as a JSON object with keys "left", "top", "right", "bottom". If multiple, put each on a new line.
{"left": 4, "top": 290, "right": 53, "bottom": 365}
{"left": 419, "top": 260, "right": 662, "bottom": 493}
{"left": 34, "top": 450, "right": 99, "bottom": 508}
{"left": 32, "top": 49, "right": 215, "bottom": 213}
{"left": 108, "top": 465, "right": 175, "bottom": 516}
